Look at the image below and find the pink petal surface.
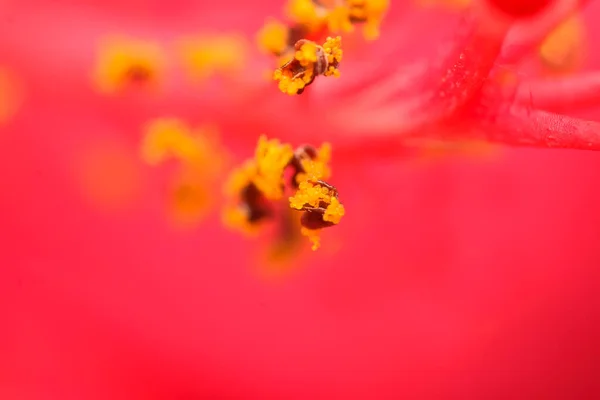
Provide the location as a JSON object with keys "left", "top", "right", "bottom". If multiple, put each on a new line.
{"left": 2, "top": 0, "right": 600, "bottom": 399}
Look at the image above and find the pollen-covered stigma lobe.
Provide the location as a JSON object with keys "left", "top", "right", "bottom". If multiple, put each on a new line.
{"left": 224, "top": 136, "right": 344, "bottom": 251}
{"left": 258, "top": 0, "right": 389, "bottom": 95}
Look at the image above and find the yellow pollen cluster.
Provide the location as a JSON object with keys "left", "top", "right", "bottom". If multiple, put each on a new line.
{"left": 346, "top": 0, "right": 390, "bottom": 40}
{"left": 273, "top": 36, "right": 343, "bottom": 95}
{"left": 259, "top": 0, "right": 388, "bottom": 94}
{"left": 289, "top": 180, "right": 345, "bottom": 250}
{"left": 223, "top": 136, "right": 344, "bottom": 251}
{"left": 286, "top": 0, "right": 388, "bottom": 39}
{"left": 94, "top": 36, "right": 164, "bottom": 94}
{"left": 253, "top": 136, "right": 295, "bottom": 200}
{"left": 179, "top": 35, "right": 248, "bottom": 82}
{"left": 141, "top": 118, "right": 228, "bottom": 226}
{"left": 222, "top": 136, "right": 293, "bottom": 234}
{"left": 295, "top": 143, "right": 332, "bottom": 183}
{"left": 286, "top": 0, "right": 324, "bottom": 29}
{"left": 257, "top": 20, "right": 291, "bottom": 56}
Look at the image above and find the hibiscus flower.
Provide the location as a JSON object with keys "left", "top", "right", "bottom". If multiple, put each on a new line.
{"left": 2, "top": 0, "right": 600, "bottom": 399}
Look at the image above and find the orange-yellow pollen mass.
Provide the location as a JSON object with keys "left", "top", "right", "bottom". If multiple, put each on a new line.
{"left": 94, "top": 36, "right": 164, "bottom": 94}
{"left": 253, "top": 136, "right": 295, "bottom": 200}
{"left": 259, "top": 0, "right": 388, "bottom": 93}
{"left": 286, "top": 0, "right": 324, "bottom": 29}
{"left": 257, "top": 20, "right": 291, "bottom": 56}
{"left": 273, "top": 36, "right": 342, "bottom": 95}
{"left": 223, "top": 136, "right": 344, "bottom": 251}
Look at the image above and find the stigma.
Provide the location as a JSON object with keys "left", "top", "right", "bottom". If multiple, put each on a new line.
{"left": 223, "top": 135, "right": 344, "bottom": 251}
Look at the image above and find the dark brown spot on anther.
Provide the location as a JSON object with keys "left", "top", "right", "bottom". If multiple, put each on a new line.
{"left": 241, "top": 183, "right": 272, "bottom": 223}
{"left": 300, "top": 209, "right": 335, "bottom": 230}
{"left": 288, "top": 145, "right": 319, "bottom": 186}
{"left": 288, "top": 26, "right": 309, "bottom": 48}
{"left": 295, "top": 145, "right": 318, "bottom": 160}
{"left": 315, "top": 180, "right": 338, "bottom": 196}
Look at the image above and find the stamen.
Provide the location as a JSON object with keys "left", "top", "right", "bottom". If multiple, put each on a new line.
{"left": 273, "top": 36, "right": 342, "bottom": 95}
{"left": 257, "top": 19, "right": 294, "bottom": 56}
{"left": 93, "top": 36, "right": 164, "bottom": 94}
{"left": 258, "top": 0, "right": 387, "bottom": 94}
{"left": 223, "top": 136, "right": 344, "bottom": 251}
{"left": 286, "top": 0, "right": 325, "bottom": 29}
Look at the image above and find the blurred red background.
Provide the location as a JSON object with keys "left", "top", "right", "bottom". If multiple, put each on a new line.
{"left": 1, "top": 0, "right": 600, "bottom": 398}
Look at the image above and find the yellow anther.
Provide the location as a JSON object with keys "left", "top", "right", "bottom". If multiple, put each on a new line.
{"left": 295, "top": 41, "right": 319, "bottom": 66}
{"left": 539, "top": 13, "right": 586, "bottom": 74}
{"left": 222, "top": 161, "right": 265, "bottom": 235}
{"left": 257, "top": 19, "right": 290, "bottom": 55}
{"left": 323, "top": 196, "right": 345, "bottom": 224}
{"left": 179, "top": 34, "right": 248, "bottom": 82}
{"left": 253, "top": 135, "right": 294, "bottom": 200}
{"left": 273, "top": 37, "right": 342, "bottom": 95}
{"left": 327, "top": 6, "right": 355, "bottom": 34}
{"left": 223, "top": 137, "right": 343, "bottom": 252}
{"left": 324, "top": 0, "right": 389, "bottom": 40}
{"left": 359, "top": 0, "right": 390, "bottom": 40}
{"left": 295, "top": 142, "right": 332, "bottom": 183}
{"left": 322, "top": 36, "right": 343, "bottom": 75}
{"left": 94, "top": 36, "right": 164, "bottom": 94}
{"left": 286, "top": 0, "right": 323, "bottom": 29}
{"left": 289, "top": 180, "right": 338, "bottom": 211}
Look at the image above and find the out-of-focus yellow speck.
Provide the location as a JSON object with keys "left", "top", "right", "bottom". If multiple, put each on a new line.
{"left": 94, "top": 36, "right": 165, "bottom": 94}
{"left": 0, "top": 67, "right": 24, "bottom": 126}
{"left": 179, "top": 34, "right": 248, "bottom": 82}
{"left": 539, "top": 13, "right": 587, "bottom": 75}
{"left": 413, "top": 139, "right": 501, "bottom": 164}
